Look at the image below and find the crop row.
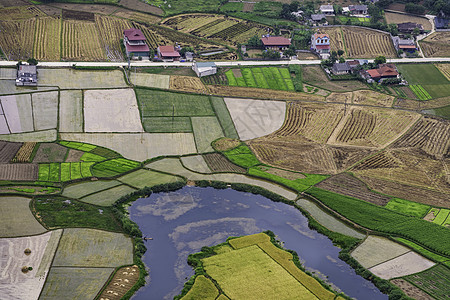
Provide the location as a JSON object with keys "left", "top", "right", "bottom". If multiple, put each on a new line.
{"left": 61, "top": 21, "right": 105, "bottom": 61}
{"left": 91, "top": 158, "right": 140, "bottom": 177}
{"left": 343, "top": 28, "right": 396, "bottom": 58}
{"left": 353, "top": 152, "right": 398, "bottom": 170}
{"left": 222, "top": 144, "right": 260, "bottom": 169}
{"left": 38, "top": 162, "right": 94, "bottom": 182}
{"left": 404, "top": 265, "right": 449, "bottom": 299}
{"left": 225, "top": 67, "right": 294, "bottom": 91}
{"left": 0, "top": 19, "right": 35, "bottom": 60}
{"left": 12, "top": 142, "right": 37, "bottom": 163}
{"left": 410, "top": 84, "right": 432, "bottom": 100}
{"left": 95, "top": 15, "right": 131, "bottom": 61}
{"left": 336, "top": 110, "right": 376, "bottom": 143}
{"left": 59, "top": 141, "right": 96, "bottom": 152}
{"left": 33, "top": 17, "right": 61, "bottom": 61}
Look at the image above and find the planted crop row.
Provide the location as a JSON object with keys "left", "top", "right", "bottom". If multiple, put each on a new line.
{"left": 91, "top": 158, "right": 140, "bottom": 177}
{"left": 336, "top": 110, "right": 376, "bottom": 143}
{"left": 225, "top": 67, "right": 294, "bottom": 91}
{"left": 33, "top": 17, "right": 61, "bottom": 61}
{"left": 410, "top": 84, "right": 432, "bottom": 100}
{"left": 59, "top": 141, "right": 96, "bottom": 152}
{"left": 38, "top": 162, "right": 94, "bottom": 182}
{"left": 392, "top": 86, "right": 406, "bottom": 98}
{"left": 12, "top": 142, "right": 37, "bottom": 163}
{"left": 0, "top": 19, "right": 35, "bottom": 60}
{"left": 222, "top": 144, "right": 260, "bottom": 168}
{"left": 61, "top": 20, "right": 105, "bottom": 61}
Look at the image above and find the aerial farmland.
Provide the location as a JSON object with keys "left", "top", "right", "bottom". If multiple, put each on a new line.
{"left": 0, "top": 0, "right": 449, "bottom": 299}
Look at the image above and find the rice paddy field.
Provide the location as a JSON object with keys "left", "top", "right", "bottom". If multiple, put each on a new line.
{"left": 224, "top": 67, "right": 295, "bottom": 91}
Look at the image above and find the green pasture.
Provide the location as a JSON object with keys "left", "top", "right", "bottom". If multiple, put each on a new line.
{"left": 142, "top": 117, "right": 192, "bottom": 133}
{"left": 225, "top": 67, "right": 295, "bottom": 91}
{"left": 432, "top": 209, "right": 450, "bottom": 225}
{"left": 80, "top": 184, "right": 137, "bottom": 206}
{"left": 62, "top": 180, "right": 121, "bottom": 199}
{"left": 210, "top": 96, "right": 239, "bottom": 139}
{"left": 222, "top": 144, "right": 260, "bottom": 168}
{"left": 338, "top": 16, "right": 370, "bottom": 24}
{"left": 91, "top": 158, "right": 140, "bottom": 177}
{"left": 192, "top": 116, "right": 224, "bottom": 153}
{"left": 384, "top": 198, "right": 430, "bottom": 218}
{"left": 404, "top": 265, "right": 450, "bottom": 299}
{"left": 421, "top": 84, "right": 450, "bottom": 99}
{"left": 59, "top": 141, "right": 96, "bottom": 152}
{"left": 39, "top": 162, "right": 95, "bottom": 182}
{"left": 181, "top": 275, "right": 219, "bottom": 300}
{"left": 397, "top": 64, "right": 448, "bottom": 85}
{"left": 423, "top": 105, "right": 450, "bottom": 119}
{"left": 118, "top": 169, "right": 183, "bottom": 189}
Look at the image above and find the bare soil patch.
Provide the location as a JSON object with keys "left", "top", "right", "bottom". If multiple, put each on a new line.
{"left": 0, "top": 0, "right": 29, "bottom": 6}
{"left": 33, "top": 143, "right": 68, "bottom": 163}
{"left": 203, "top": 153, "right": 246, "bottom": 173}
{"left": 0, "top": 164, "right": 38, "bottom": 181}
{"left": 232, "top": 69, "right": 242, "bottom": 77}
{"left": 391, "top": 279, "right": 434, "bottom": 300}
{"left": 119, "top": 0, "right": 164, "bottom": 15}
{"left": 385, "top": 12, "right": 432, "bottom": 31}
{"left": 169, "top": 76, "right": 208, "bottom": 94}
{"left": 388, "top": 3, "right": 405, "bottom": 12}
{"left": 62, "top": 9, "right": 95, "bottom": 22}
{"left": 0, "top": 142, "right": 22, "bottom": 163}
{"left": 36, "top": 5, "right": 62, "bottom": 16}
{"left": 98, "top": 265, "right": 140, "bottom": 300}
{"left": 212, "top": 137, "right": 241, "bottom": 152}
{"left": 243, "top": 3, "right": 254, "bottom": 12}
{"left": 316, "top": 173, "right": 390, "bottom": 205}
{"left": 265, "top": 167, "right": 305, "bottom": 180}
{"left": 64, "top": 149, "right": 85, "bottom": 162}
{"left": 48, "top": 3, "right": 119, "bottom": 15}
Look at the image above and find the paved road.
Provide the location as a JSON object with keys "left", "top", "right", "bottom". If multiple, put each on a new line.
{"left": 1, "top": 57, "right": 450, "bottom": 68}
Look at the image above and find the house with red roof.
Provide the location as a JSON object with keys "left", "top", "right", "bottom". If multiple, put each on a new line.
{"left": 157, "top": 45, "right": 181, "bottom": 61}
{"left": 123, "top": 28, "right": 150, "bottom": 59}
{"left": 311, "top": 33, "right": 330, "bottom": 58}
{"left": 260, "top": 36, "right": 291, "bottom": 52}
{"left": 365, "top": 64, "right": 399, "bottom": 81}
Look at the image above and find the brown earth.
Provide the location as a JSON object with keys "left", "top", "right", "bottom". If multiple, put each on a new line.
{"left": 62, "top": 9, "right": 95, "bottom": 22}
{"left": 36, "top": 5, "right": 62, "bottom": 16}
{"left": 264, "top": 167, "right": 305, "bottom": 180}
{"left": 390, "top": 279, "right": 434, "bottom": 300}
{"left": 243, "top": 3, "right": 254, "bottom": 12}
{"left": 119, "top": 0, "right": 164, "bottom": 15}
{"left": 0, "top": 164, "right": 38, "bottom": 181}
{"left": 212, "top": 138, "right": 240, "bottom": 151}
{"left": 169, "top": 76, "right": 208, "bottom": 94}
{"left": 98, "top": 265, "right": 140, "bottom": 300}
{"left": 420, "top": 32, "right": 450, "bottom": 58}
{"left": 203, "top": 153, "right": 246, "bottom": 173}
{"left": 0, "top": 142, "right": 22, "bottom": 163}
{"left": 33, "top": 143, "right": 68, "bottom": 163}
{"left": 12, "top": 142, "right": 37, "bottom": 163}
{"left": 0, "top": 0, "right": 30, "bottom": 7}
{"left": 302, "top": 66, "right": 367, "bottom": 92}
{"left": 65, "top": 149, "right": 85, "bottom": 162}
{"left": 316, "top": 173, "right": 391, "bottom": 206}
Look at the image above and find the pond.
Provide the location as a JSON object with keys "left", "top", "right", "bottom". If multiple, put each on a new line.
{"left": 129, "top": 186, "right": 387, "bottom": 300}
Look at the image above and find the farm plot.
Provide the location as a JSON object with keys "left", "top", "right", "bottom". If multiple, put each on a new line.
{"left": 435, "top": 64, "right": 450, "bottom": 81}
{"left": 420, "top": 31, "right": 450, "bottom": 58}
{"left": 203, "top": 153, "right": 246, "bottom": 173}
{"left": 390, "top": 279, "right": 434, "bottom": 300}
{"left": 384, "top": 12, "right": 432, "bottom": 31}
{"left": 95, "top": 15, "right": 131, "bottom": 61}
{"left": 0, "top": 68, "right": 16, "bottom": 79}
{"left": 352, "top": 90, "right": 395, "bottom": 107}
{"left": 224, "top": 98, "right": 286, "bottom": 140}
{"left": 368, "top": 251, "right": 435, "bottom": 280}
{"left": 192, "top": 116, "right": 224, "bottom": 152}
{"left": 62, "top": 180, "right": 121, "bottom": 199}
{"left": 211, "top": 96, "right": 239, "bottom": 139}
{"left": 169, "top": 75, "right": 208, "bottom": 94}
{"left": 0, "top": 141, "right": 22, "bottom": 162}
{"left": 384, "top": 198, "right": 430, "bottom": 218}
{"left": 350, "top": 236, "right": 410, "bottom": 269}
{"left": 40, "top": 267, "right": 114, "bottom": 300}
{"left": 118, "top": 169, "right": 183, "bottom": 189}
{"left": 225, "top": 67, "right": 294, "bottom": 91}
{"left": 0, "top": 163, "right": 38, "bottom": 181}
{"left": 0, "top": 94, "right": 34, "bottom": 133}
{"left": 0, "top": 230, "right": 62, "bottom": 300}
{"left": 38, "top": 68, "right": 127, "bottom": 89}
{"left": 342, "top": 27, "right": 396, "bottom": 58}
{"left": 62, "top": 20, "right": 105, "bottom": 61}
{"left": 91, "top": 158, "right": 140, "bottom": 177}
{"left": 84, "top": 89, "right": 143, "bottom": 133}
{"left": 60, "top": 132, "right": 197, "bottom": 161}
{"left": 181, "top": 155, "right": 212, "bottom": 173}
{"left": 33, "top": 17, "right": 61, "bottom": 61}
{"left": 316, "top": 173, "right": 390, "bottom": 206}
{"left": 32, "top": 91, "right": 58, "bottom": 131}
{"left": 98, "top": 265, "right": 140, "bottom": 300}
{"left": 182, "top": 275, "right": 219, "bottom": 300}
{"left": 130, "top": 73, "right": 170, "bottom": 89}
{"left": 0, "top": 19, "right": 35, "bottom": 60}
{"left": 12, "top": 142, "right": 37, "bottom": 163}
{"left": 403, "top": 264, "right": 450, "bottom": 300}
{"left": 0, "top": 129, "right": 57, "bottom": 143}
{"left": 38, "top": 162, "right": 94, "bottom": 182}
{"left": 79, "top": 184, "right": 137, "bottom": 206}
{"left": 427, "top": 208, "right": 450, "bottom": 226}
{"left": 52, "top": 228, "right": 133, "bottom": 267}
{"left": 302, "top": 65, "right": 367, "bottom": 92}
{"left": 0, "top": 196, "right": 46, "bottom": 237}
{"left": 59, "top": 90, "right": 83, "bottom": 133}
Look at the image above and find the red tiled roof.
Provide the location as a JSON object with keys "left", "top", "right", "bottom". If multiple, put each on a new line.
{"left": 316, "top": 45, "right": 330, "bottom": 49}
{"left": 399, "top": 45, "right": 417, "bottom": 49}
{"left": 125, "top": 43, "right": 150, "bottom": 53}
{"left": 314, "top": 33, "right": 329, "bottom": 39}
{"left": 367, "top": 66, "right": 399, "bottom": 78}
{"left": 159, "top": 45, "right": 180, "bottom": 57}
{"left": 367, "top": 69, "right": 381, "bottom": 78}
{"left": 261, "top": 36, "right": 291, "bottom": 46}
{"left": 124, "top": 29, "right": 146, "bottom": 41}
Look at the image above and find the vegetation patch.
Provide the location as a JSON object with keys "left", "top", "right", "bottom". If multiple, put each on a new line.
{"left": 181, "top": 275, "right": 219, "bottom": 300}
{"left": 98, "top": 265, "right": 140, "bottom": 300}
{"left": 192, "top": 116, "right": 224, "bottom": 153}
{"left": 385, "top": 198, "right": 430, "bottom": 218}
{"left": 404, "top": 264, "right": 450, "bottom": 300}
{"left": 225, "top": 67, "right": 294, "bottom": 91}
{"left": 210, "top": 97, "right": 239, "bottom": 139}
{"left": 33, "top": 143, "right": 67, "bottom": 163}
{"left": 222, "top": 143, "right": 260, "bottom": 168}
{"left": 91, "top": 158, "right": 141, "bottom": 177}
{"left": 118, "top": 169, "right": 183, "bottom": 189}
{"left": 80, "top": 184, "right": 137, "bottom": 206}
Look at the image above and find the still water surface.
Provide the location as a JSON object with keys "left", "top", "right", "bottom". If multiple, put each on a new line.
{"left": 129, "top": 186, "right": 387, "bottom": 300}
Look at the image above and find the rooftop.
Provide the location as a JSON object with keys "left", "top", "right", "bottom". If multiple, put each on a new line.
{"left": 311, "top": 14, "right": 326, "bottom": 21}
{"left": 320, "top": 4, "right": 334, "bottom": 11}
{"left": 261, "top": 36, "right": 291, "bottom": 46}
{"left": 349, "top": 5, "right": 368, "bottom": 11}
{"left": 159, "top": 45, "right": 180, "bottom": 57}
{"left": 18, "top": 65, "right": 37, "bottom": 74}
{"left": 333, "top": 62, "right": 351, "bottom": 72}
{"left": 195, "top": 62, "right": 217, "bottom": 68}
{"left": 124, "top": 28, "right": 146, "bottom": 41}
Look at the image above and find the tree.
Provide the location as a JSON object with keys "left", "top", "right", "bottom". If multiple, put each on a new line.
{"left": 387, "top": 23, "right": 398, "bottom": 36}
{"left": 179, "top": 47, "right": 194, "bottom": 56}
{"left": 284, "top": 47, "right": 296, "bottom": 57}
{"left": 339, "top": 57, "right": 345, "bottom": 63}
{"left": 337, "top": 49, "right": 344, "bottom": 56}
{"left": 247, "top": 35, "right": 262, "bottom": 48}
{"left": 374, "top": 56, "right": 386, "bottom": 65}
{"left": 26, "top": 58, "right": 38, "bottom": 65}
{"left": 262, "top": 49, "right": 281, "bottom": 60}
{"left": 412, "top": 27, "right": 421, "bottom": 36}
{"left": 405, "top": 3, "right": 426, "bottom": 14}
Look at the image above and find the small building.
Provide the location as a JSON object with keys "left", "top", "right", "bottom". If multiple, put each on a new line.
{"left": 16, "top": 64, "right": 37, "bottom": 86}
{"left": 319, "top": 4, "right": 334, "bottom": 15}
{"left": 311, "top": 33, "right": 330, "bottom": 58}
{"left": 123, "top": 28, "right": 150, "bottom": 59}
{"left": 435, "top": 17, "right": 449, "bottom": 29}
{"left": 392, "top": 36, "right": 417, "bottom": 53}
{"left": 348, "top": 5, "right": 368, "bottom": 15}
{"left": 346, "top": 59, "right": 360, "bottom": 70}
{"left": 184, "top": 52, "right": 194, "bottom": 62}
{"left": 157, "top": 45, "right": 181, "bottom": 61}
{"left": 397, "top": 22, "right": 424, "bottom": 34}
{"left": 332, "top": 62, "right": 351, "bottom": 75}
{"left": 192, "top": 62, "right": 217, "bottom": 77}
{"left": 291, "top": 10, "right": 303, "bottom": 18}
{"left": 311, "top": 14, "right": 327, "bottom": 23}
{"left": 260, "top": 36, "right": 291, "bottom": 51}
{"left": 366, "top": 64, "right": 399, "bottom": 81}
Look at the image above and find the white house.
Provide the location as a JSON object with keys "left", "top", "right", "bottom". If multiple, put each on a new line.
{"left": 192, "top": 62, "right": 217, "bottom": 77}
{"left": 311, "top": 33, "right": 330, "bottom": 58}
{"left": 319, "top": 4, "right": 334, "bottom": 15}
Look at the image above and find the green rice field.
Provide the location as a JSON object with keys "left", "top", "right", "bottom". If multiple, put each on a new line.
{"left": 222, "top": 144, "right": 260, "bottom": 168}
{"left": 397, "top": 64, "right": 450, "bottom": 99}
{"left": 385, "top": 198, "right": 431, "bottom": 218}
{"left": 225, "top": 67, "right": 295, "bottom": 91}
{"left": 91, "top": 158, "right": 141, "bottom": 177}
{"left": 404, "top": 264, "right": 450, "bottom": 299}
{"left": 432, "top": 209, "right": 450, "bottom": 226}
{"left": 38, "top": 162, "right": 95, "bottom": 182}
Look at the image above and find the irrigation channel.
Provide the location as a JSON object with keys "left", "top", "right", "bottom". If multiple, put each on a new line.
{"left": 129, "top": 186, "right": 387, "bottom": 300}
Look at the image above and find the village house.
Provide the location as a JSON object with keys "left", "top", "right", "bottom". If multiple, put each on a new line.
{"left": 310, "top": 14, "right": 327, "bottom": 24}
{"left": 332, "top": 62, "right": 351, "bottom": 75}
{"left": 392, "top": 36, "right": 417, "bottom": 53}
{"left": 15, "top": 64, "right": 37, "bottom": 86}
{"left": 319, "top": 4, "right": 334, "bottom": 15}
{"left": 397, "top": 22, "right": 424, "bottom": 34}
{"left": 346, "top": 59, "right": 361, "bottom": 70}
{"left": 311, "top": 33, "right": 330, "bottom": 58}
{"left": 157, "top": 45, "right": 181, "bottom": 61}
{"left": 260, "top": 36, "right": 291, "bottom": 52}
{"left": 192, "top": 62, "right": 217, "bottom": 77}
{"left": 123, "top": 28, "right": 150, "bottom": 59}
{"left": 365, "top": 64, "right": 399, "bottom": 82}
{"left": 348, "top": 4, "right": 368, "bottom": 15}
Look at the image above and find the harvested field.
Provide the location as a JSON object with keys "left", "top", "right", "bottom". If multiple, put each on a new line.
{"left": 404, "top": 264, "right": 450, "bottom": 300}
{"left": 224, "top": 98, "right": 286, "bottom": 140}
{"left": 353, "top": 151, "right": 400, "bottom": 170}
{"left": 351, "top": 236, "right": 410, "bottom": 269}
{"left": 435, "top": 64, "right": 450, "bottom": 81}
{"left": 326, "top": 92, "right": 352, "bottom": 104}
{"left": 38, "top": 68, "right": 127, "bottom": 89}
{"left": 169, "top": 75, "right": 208, "bottom": 94}
{"left": 0, "top": 230, "right": 62, "bottom": 300}
{"left": 182, "top": 275, "right": 218, "bottom": 300}
{"left": 203, "top": 153, "right": 246, "bottom": 173}
{"left": 52, "top": 228, "right": 133, "bottom": 267}
{"left": 33, "top": 17, "right": 61, "bottom": 61}
{"left": 80, "top": 184, "right": 137, "bottom": 206}
{"left": 61, "top": 20, "right": 105, "bottom": 61}
{"left": 111, "top": 8, "right": 161, "bottom": 24}
{"left": 62, "top": 180, "right": 121, "bottom": 199}
{"left": 48, "top": 3, "right": 119, "bottom": 15}
{"left": 319, "top": 27, "right": 344, "bottom": 55}
{"left": 212, "top": 137, "right": 240, "bottom": 152}
{"left": 119, "top": 0, "right": 163, "bottom": 15}
{"left": 0, "top": 196, "right": 46, "bottom": 237}
{"left": 390, "top": 117, "right": 449, "bottom": 158}
{"left": 192, "top": 116, "right": 224, "bottom": 152}
{"left": 59, "top": 90, "right": 83, "bottom": 133}
{"left": 130, "top": 73, "right": 170, "bottom": 89}
{"left": 40, "top": 267, "right": 114, "bottom": 300}
{"left": 390, "top": 279, "right": 434, "bottom": 300}
{"left": 0, "top": 164, "right": 38, "bottom": 181}
{"left": 342, "top": 26, "right": 396, "bottom": 58}
{"left": 0, "top": 129, "right": 57, "bottom": 142}
{"left": 0, "top": 19, "right": 35, "bottom": 60}
{"left": 181, "top": 155, "right": 212, "bottom": 173}
{"left": 1, "top": 94, "right": 33, "bottom": 133}
{"left": 12, "top": 142, "right": 37, "bottom": 163}
{"left": 83, "top": 89, "right": 143, "bottom": 133}
{"left": 384, "top": 12, "right": 432, "bottom": 31}
{"left": 420, "top": 32, "right": 450, "bottom": 58}
{"left": 98, "top": 265, "right": 140, "bottom": 300}
{"left": 60, "top": 133, "right": 197, "bottom": 161}
{"left": 33, "top": 143, "right": 68, "bottom": 163}
{"left": 32, "top": 91, "right": 58, "bottom": 131}
{"left": 95, "top": 15, "right": 131, "bottom": 61}
{"left": 0, "top": 5, "right": 44, "bottom": 20}
{"left": 352, "top": 90, "right": 394, "bottom": 107}
{"left": 208, "top": 85, "right": 324, "bottom": 101}
{"left": 302, "top": 65, "right": 367, "bottom": 92}
{"left": 62, "top": 9, "right": 94, "bottom": 21}
{"left": 316, "top": 173, "right": 390, "bottom": 205}
{"left": 118, "top": 169, "right": 183, "bottom": 189}
{"left": 0, "top": 141, "right": 22, "bottom": 162}
{"left": 368, "top": 252, "right": 435, "bottom": 280}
